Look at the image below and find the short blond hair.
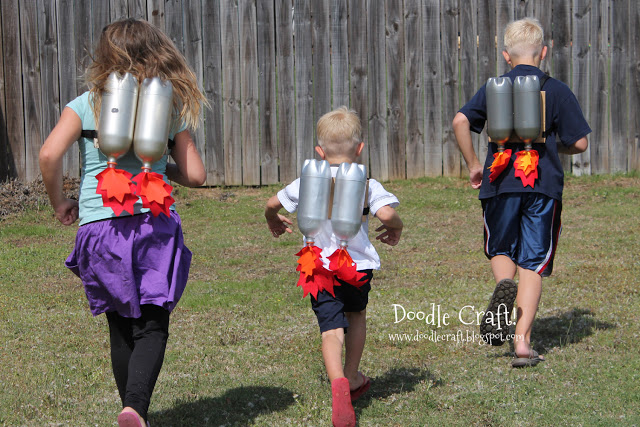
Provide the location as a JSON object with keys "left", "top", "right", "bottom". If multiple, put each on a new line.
{"left": 316, "top": 106, "right": 362, "bottom": 157}
{"left": 504, "top": 18, "right": 544, "bottom": 59}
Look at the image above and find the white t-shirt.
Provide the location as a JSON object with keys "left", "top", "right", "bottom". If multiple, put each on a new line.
{"left": 277, "top": 166, "right": 399, "bottom": 271}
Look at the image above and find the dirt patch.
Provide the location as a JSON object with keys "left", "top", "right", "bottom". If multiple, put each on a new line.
{"left": 0, "top": 177, "right": 80, "bottom": 218}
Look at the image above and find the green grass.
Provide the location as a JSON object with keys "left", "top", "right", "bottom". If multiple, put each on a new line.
{"left": 1, "top": 175, "right": 639, "bottom": 426}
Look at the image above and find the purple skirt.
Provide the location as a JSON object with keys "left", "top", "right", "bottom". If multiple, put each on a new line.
{"left": 65, "top": 211, "right": 192, "bottom": 318}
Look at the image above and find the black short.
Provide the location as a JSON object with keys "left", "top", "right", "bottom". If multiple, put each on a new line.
{"left": 310, "top": 269, "right": 372, "bottom": 333}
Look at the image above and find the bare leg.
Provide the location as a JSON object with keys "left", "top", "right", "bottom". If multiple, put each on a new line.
{"left": 514, "top": 267, "right": 544, "bottom": 359}
{"left": 322, "top": 328, "right": 346, "bottom": 381}
{"left": 343, "top": 310, "right": 366, "bottom": 390}
{"left": 491, "top": 255, "right": 517, "bottom": 281}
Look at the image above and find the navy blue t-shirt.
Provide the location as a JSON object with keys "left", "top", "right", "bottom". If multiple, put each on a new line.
{"left": 459, "top": 64, "right": 591, "bottom": 201}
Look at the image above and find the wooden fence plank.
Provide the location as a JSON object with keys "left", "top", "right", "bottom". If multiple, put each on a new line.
{"left": 147, "top": 0, "right": 165, "bottom": 29}
{"left": 630, "top": 0, "right": 640, "bottom": 171}
{"left": 256, "top": 0, "right": 278, "bottom": 184}
{"left": 202, "top": 0, "right": 224, "bottom": 185}
{"left": 496, "top": 0, "right": 514, "bottom": 76}
{"left": 477, "top": 0, "right": 496, "bottom": 166}
{"left": 294, "top": 0, "right": 314, "bottom": 174}
{"left": 73, "top": 2, "right": 91, "bottom": 97}
{"left": 165, "top": 0, "right": 184, "bottom": 52}
{"left": 92, "top": 0, "right": 110, "bottom": 48}
{"left": 20, "top": 0, "right": 44, "bottom": 182}
{"left": 423, "top": 0, "right": 442, "bottom": 177}
{"left": 441, "top": 0, "right": 460, "bottom": 176}
{"left": 367, "top": 0, "right": 388, "bottom": 181}
{"left": 589, "top": 0, "right": 609, "bottom": 173}
{"left": 128, "top": 0, "right": 147, "bottom": 19}
{"left": 0, "top": 6, "right": 8, "bottom": 180}
{"left": 535, "top": 0, "right": 552, "bottom": 76}
{"left": 347, "top": 0, "right": 368, "bottom": 169}
{"left": 275, "top": 0, "right": 296, "bottom": 183}
{"left": 183, "top": 0, "right": 206, "bottom": 180}
{"left": 516, "top": 0, "right": 534, "bottom": 18}
{"left": 610, "top": 0, "right": 629, "bottom": 173}
{"left": 331, "top": 0, "right": 349, "bottom": 107}
{"left": 55, "top": 0, "right": 79, "bottom": 177}
{"left": 221, "top": 0, "right": 242, "bottom": 185}
{"left": 404, "top": 0, "right": 424, "bottom": 179}
{"left": 552, "top": 0, "right": 572, "bottom": 172}
{"left": 2, "top": 0, "right": 25, "bottom": 180}
{"left": 239, "top": 0, "right": 259, "bottom": 185}
{"left": 385, "top": 0, "right": 405, "bottom": 180}
{"left": 571, "top": 0, "right": 591, "bottom": 175}
{"left": 312, "top": 1, "right": 330, "bottom": 127}
{"left": 110, "top": 0, "right": 128, "bottom": 21}
{"left": 38, "top": 0, "right": 60, "bottom": 171}
{"left": 460, "top": 0, "right": 478, "bottom": 158}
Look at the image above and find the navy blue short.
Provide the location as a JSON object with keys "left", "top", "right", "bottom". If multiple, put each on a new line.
{"left": 310, "top": 269, "right": 373, "bottom": 333}
{"left": 482, "top": 193, "right": 562, "bottom": 277}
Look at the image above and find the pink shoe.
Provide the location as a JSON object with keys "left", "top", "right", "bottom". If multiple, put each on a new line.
{"left": 117, "top": 411, "right": 144, "bottom": 427}
{"left": 331, "top": 377, "right": 356, "bottom": 427}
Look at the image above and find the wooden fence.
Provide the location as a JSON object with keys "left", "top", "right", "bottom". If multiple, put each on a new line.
{"left": 1, "top": 0, "right": 638, "bottom": 185}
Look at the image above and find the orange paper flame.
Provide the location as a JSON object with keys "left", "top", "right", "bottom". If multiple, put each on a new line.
{"left": 295, "top": 245, "right": 336, "bottom": 298}
{"left": 133, "top": 172, "right": 175, "bottom": 217}
{"left": 513, "top": 150, "right": 539, "bottom": 188}
{"left": 95, "top": 167, "right": 138, "bottom": 216}
{"left": 488, "top": 149, "right": 512, "bottom": 182}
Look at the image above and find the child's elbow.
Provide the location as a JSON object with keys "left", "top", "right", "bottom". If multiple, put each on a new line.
{"left": 573, "top": 137, "right": 588, "bottom": 153}
{"left": 452, "top": 112, "right": 469, "bottom": 130}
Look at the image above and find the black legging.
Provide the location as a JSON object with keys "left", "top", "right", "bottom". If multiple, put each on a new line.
{"left": 106, "top": 305, "right": 170, "bottom": 422}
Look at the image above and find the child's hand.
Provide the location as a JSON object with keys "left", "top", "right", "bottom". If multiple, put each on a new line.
{"left": 375, "top": 224, "right": 402, "bottom": 246}
{"left": 54, "top": 198, "right": 79, "bottom": 225}
{"left": 469, "top": 165, "right": 483, "bottom": 189}
{"left": 267, "top": 213, "right": 293, "bottom": 238}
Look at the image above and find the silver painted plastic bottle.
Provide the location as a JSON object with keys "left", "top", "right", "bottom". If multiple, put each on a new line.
{"left": 297, "top": 159, "right": 332, "bottom": 244}
{"left": 98, "top": 72, "right": 139, "bottom": 164}
{"left": 331, "top": 163, "right": 367, "bottom": 247}
{"left": 513, "top": 75, "right": 541, "bottom": 148}
{"left": 133, "top": 77, "right": 174, "bottom": 171}
{"left": 486, "top": 77, "right": 513, "bottom": 150}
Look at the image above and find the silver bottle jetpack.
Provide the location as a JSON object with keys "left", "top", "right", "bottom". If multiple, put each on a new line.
{"left": 297, "top": 159, "right": 368, "bottom": 248}
{"left": 95, "top": 71, "right": 175, "bottom": 216}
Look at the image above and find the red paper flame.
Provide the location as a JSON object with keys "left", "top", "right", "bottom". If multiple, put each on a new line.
{"left": 513, "top": 150, "right": 539, "bottom": 188}
{"left": 95, "top": 167, "right": 138, "bottom": 216}
{"left": 488, "top": 149, "right": 512, "bottom": 182}
{"left": 327, "top": 248, "right": 368, "bottom": 287}
{"left": 133, "top": 172, "right": 175, "bottom": 217}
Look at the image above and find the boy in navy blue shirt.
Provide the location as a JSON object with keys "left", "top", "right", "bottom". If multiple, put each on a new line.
{"left": 452, "top": 18, "right": 591, "bottom": 367}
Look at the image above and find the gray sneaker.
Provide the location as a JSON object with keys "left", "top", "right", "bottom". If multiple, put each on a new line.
{"left": 480, "top": 278, "right": 518, "bottom": 346}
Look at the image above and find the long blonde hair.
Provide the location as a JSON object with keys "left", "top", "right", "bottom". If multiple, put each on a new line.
{"left": 86, "top": 18, "right": 207, "bottom": 130}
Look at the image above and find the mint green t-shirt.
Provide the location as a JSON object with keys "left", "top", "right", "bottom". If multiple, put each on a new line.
{"left": 67, "top": 92, "right": 187, "bottom": 225}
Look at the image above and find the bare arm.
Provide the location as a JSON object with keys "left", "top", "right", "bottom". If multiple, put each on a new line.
{"left": 39, "top": 107, "right": 81, "bottom": 225}
{"left": 374, "top": 205, "right": 403, "bottom": 246}
{"left": 557, "top": 136, "right": 588, "bottom": 155}
{"left": 167, "top": 129, "right": 206, "bottom": 187}
{"left": 452, "top": 112, "right": 483, "bottom": 189}
{"left": 265, "top": 195, "right": 293, "bottom": 237}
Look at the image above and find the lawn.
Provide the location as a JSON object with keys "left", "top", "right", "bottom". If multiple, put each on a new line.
{"left": 1, "top": 174, "right": 639, "bottom": 426}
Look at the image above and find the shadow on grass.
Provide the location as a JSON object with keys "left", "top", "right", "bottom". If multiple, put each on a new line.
{"left": 530, "top": 307, "right": 616, "bottom": 354}
{"left": 354, "top": 367, "right": 442, "bottom": 413}
{"left": 152, "top": 385, "right": 295, "bottom": 426}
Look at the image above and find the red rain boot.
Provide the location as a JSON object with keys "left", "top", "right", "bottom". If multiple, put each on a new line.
{"left": 332, "top": 377, "right": 356, "bottom": 427}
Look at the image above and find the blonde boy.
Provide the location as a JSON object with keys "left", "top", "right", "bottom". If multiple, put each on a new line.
{"left": 265, "top": 107, "right": 403, "bottom": 426}
{"left": 453, "top": 18, "right": 590, "bottom": 367}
